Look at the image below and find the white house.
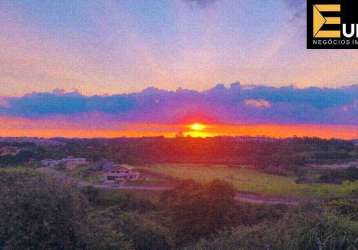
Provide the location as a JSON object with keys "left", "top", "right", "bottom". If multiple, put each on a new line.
{"left": 103, "top": 164, "right": 140, "bottom": 183}
{"left": 41, "top": 159, "right": 62, "bottom": 168}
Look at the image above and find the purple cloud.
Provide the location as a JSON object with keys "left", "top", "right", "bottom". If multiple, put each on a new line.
{"left": 183, "top": 0, "right": 218, "bottom": 8}
{"left": 0, "top": 83, "right": 357, "bottom": 125}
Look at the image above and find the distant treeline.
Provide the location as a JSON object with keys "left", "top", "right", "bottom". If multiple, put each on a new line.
{"left": 2, "top": 137, "right": 355, "bottom": 171}
{"left": 58, "top": 137, "right": 358, "bottom": 165}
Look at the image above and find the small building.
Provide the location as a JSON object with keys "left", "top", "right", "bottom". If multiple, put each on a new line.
{"left": 103, "top": 164, "right": 140, "bottom": 184}
{"left": 41, "top": 159, "right": 62, "bottom": 168}
{"left": 41, "top": 157, "right": 87, "bottom": 170}
{"left": 62, "top": 157, "right": 87, "bottom": 170}
{"left": 0, "top": 146, "right": 20, "bottom": 156}
{"left": 90, "top": 159, "right": 114, "bottom": 172}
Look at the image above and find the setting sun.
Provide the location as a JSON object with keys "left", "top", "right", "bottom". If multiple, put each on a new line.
{"left": 190, "top": 123, "right": 206, "bottom": 131}
{"left": 184, "top": 123, "right": 212, "bottom": 138}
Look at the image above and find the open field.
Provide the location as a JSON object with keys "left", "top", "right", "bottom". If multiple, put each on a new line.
{"left": 64, "top": 166, "right": 103, "bottom": 184}
{"left": 143, "top": 164, "right": 358, "bottom": 198}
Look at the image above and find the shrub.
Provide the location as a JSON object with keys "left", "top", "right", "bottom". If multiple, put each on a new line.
{"left": 187, "top": 204, "right": 358, "bottom": 250}
{"left": 162, "top": 180, "right": 237, "bottom": 247}
{"left": 0, "top": 169, "right": 134, "bottom": 250}
{"left": 0, "top": 169, "right": 87, "bottom": 249}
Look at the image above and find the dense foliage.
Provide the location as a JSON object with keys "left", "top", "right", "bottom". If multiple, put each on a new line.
{"left": 1, "top": 168, "right": 357, "bottom": 250}
{"left": 0, "top": 169, "right": 88, "bottom": 249}
{"left": 161, "top": 180, "right": 238, "bottom": 246}
{"left": 189, "top": 205, "right": 358, "bottom": 250}
{"left": 0, "top": 169, "right": 133, "bottom": 250}
{"left": 319, "top": 167, "right": 358, "bottom": 184}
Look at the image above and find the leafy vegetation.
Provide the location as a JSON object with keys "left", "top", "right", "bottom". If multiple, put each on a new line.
{"left": 189, "top": 208, "right": 358, "bottom": 250}
{"left": 319, "top": 166, "right": 358, "bottom": 184}
{"left": 0, "top": 168, "right": 90, "bottom": 249}
{"left": 161, "top": 180, "right": 238, "bottom": 247}
{"left": 1, "top": 168, "right": 358, "bottom": 249}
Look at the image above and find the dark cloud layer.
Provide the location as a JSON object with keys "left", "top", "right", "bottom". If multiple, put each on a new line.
{"left": 184, "top": 0, "right": 218, "bottom": 8}
{"left": 0, "top": 83, "right": 357, "bottom": 125}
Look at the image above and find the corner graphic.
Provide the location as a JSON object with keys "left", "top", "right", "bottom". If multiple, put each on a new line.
{"left": 307, "top": 0, "right": 358, "bottom": 49}
{"left": 313, "top": 4, "right": 341, "bottom": 38}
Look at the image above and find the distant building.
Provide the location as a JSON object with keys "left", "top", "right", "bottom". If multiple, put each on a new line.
{"left": 0, "top": 146, "right": 20, "bottom": 156}
{"left": 103, "top": 164, "right": 140, "bottom": 183}
{"left": 62, "top": 157, "right": 87, "bottom": 170}
{"left": 90, "top": 159, "right": 114, "bottom": 172}
{"left": 41, "top": 159, "right": 62, "bottom": 168}
{"left": 41, "top": 157, "right": 87, "bottom": 170}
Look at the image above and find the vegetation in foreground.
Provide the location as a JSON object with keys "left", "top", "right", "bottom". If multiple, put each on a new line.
{"left": 1, "top": 168, "right": 358, "bottom": 250}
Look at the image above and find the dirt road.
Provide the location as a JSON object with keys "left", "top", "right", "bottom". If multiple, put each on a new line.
{"left": 234, "top": 193, "right": 300, "bottom": 205}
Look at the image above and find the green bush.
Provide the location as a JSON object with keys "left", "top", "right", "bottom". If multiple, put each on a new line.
{"left": 161, "top": 180, "right": 237, "bottom": 247}
{"left": 0, "top": 169, "right": 133, "bottom": 250}
{"left": 187, "top": 204, "right": 358, "bottom": 250}
{"left": 88, "top": 207, "right": 171, "bottom": 250}
{"left": 0, "top": 169, "right": 87, "bottom": 249}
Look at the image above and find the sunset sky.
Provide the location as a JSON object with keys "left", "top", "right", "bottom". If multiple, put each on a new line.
{"left": 0, "top": 0, "right": 357, "bottom": 139}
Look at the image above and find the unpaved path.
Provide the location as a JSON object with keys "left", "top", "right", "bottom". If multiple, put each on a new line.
{"left": 307, "top": 160, "right": 358, "bottom": 170}
{"left": 37, "top": 167, "right": 300, "bottom": 205}
{"left": 234, "top": 193, "right": 300, "bottom": 205}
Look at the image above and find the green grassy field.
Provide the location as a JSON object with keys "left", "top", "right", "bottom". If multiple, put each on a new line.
{"left": 64, "top": 166, "right": 103, "bottom": 184}
{"left": 144, "top": 164, "right": 358, "bottom": 198}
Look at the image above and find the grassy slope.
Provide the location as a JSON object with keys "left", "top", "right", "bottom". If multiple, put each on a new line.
{"left": 145, "top": 164, "right": 358, "bottom": 198}
{"left": 64, "top": 166, "right": 103, "bottom": 184}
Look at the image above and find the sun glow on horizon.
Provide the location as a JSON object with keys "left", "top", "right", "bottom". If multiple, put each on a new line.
{"left": 0, "top": 116, "right": 356, "bottom": 139}
{"left": 189, "top": 123, "right": 206, "bottom": 131}
{"left": 184, "top": 123, "right": 212, "bottom": 138}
